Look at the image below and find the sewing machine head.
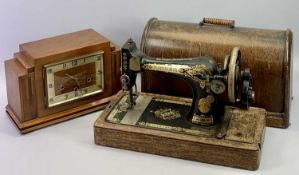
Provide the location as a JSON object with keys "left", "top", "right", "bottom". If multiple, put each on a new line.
{"left": 121, "top": 38, "right": 255, "bottom": 127}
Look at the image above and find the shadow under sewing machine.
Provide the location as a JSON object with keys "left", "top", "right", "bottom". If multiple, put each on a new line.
{"left": 94, "top": 39, "right": 266, "bottom": 170}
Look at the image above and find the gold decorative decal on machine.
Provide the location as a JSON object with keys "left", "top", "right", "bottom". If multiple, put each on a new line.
{"left": 142, "top": 63, "right": 210, "bottom": 78}
{"left": 181, "top": 64, "right": 210, "bottom": 77}
{"left": 143, "top": 63, "right": 189, "bottom": 74}
{"left": 138, "top": 122, "right": 215, "bottom": 136}
{"left": 199, "top": 80, "right": 206, "bottom": 89}
{"left": 191, "top": 114, "right": 214, "bottom": 126}
{"left": 154, "top": 108, "right": 181, "bottom": 120}
{"left": 198, "top": 96, "right": 214, "bottom": 113}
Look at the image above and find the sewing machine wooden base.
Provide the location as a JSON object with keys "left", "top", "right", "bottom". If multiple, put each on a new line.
{"left": 94, "top": 91, "right": 266, "bottom": 170}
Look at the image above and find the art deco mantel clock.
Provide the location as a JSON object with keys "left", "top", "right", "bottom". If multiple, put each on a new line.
{"left": 5, "top": 29, "right": 122, "bottom": 133}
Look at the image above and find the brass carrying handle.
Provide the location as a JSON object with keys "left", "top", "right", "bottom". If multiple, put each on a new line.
{"left": 199, "top": 17, "right": 235, "bottom": 28}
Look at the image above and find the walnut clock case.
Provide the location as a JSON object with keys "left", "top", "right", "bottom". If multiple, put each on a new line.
{"left": 5, "top": 29, "right": 122, "bottom": 133}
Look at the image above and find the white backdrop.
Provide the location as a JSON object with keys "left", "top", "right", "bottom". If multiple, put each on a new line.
{"left": 0, "top": 0, "right": 298, "bottom": 175}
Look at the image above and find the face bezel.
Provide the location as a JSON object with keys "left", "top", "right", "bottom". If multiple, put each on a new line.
{"left": 43, "top": 51, "right": 105, "bottom": 108}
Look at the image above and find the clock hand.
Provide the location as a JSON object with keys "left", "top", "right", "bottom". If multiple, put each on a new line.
{"left": 65, "top": 74, "right": 81, "bottom": 89}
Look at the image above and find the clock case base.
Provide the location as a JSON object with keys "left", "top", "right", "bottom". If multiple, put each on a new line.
{"left": 94, "top": 91, "right": 266, "bottom": 170}
{"left": 6, "top": 95, "right": 113, "bottom": 134}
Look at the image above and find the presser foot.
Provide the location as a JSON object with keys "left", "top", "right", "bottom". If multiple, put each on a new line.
{"left": 123, "top": 92, "right": 138, "bottom": 110}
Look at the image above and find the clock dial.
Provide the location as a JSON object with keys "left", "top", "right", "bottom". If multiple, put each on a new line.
{"left": 44, "top": 51, "right": 104, "bottom": 107}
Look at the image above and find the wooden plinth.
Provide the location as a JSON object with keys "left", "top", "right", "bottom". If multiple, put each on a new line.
{"left": 7, "top": 95, "right": 114, "bottom": 134}
{"left": 94, "top": 92, "right": 266, "bottom": 170}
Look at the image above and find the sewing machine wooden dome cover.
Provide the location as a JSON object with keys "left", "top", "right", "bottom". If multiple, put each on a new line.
{"left": 140, "top": 17, "right": 293, "bottom": 128}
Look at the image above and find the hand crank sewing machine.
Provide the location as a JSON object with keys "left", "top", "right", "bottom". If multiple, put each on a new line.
{"left": 95, "top": 38, "right": 266, "bottom": 170}
{"left": 120, "top": 38, "right": 255, "bottom": 127}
